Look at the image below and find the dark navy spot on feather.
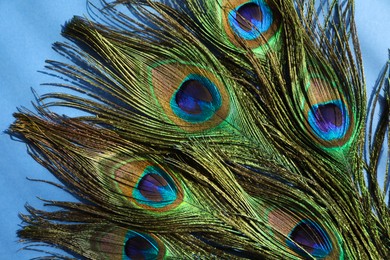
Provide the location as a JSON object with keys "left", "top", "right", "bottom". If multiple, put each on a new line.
{"left": 228, "top": 0, "right": 273, "bottom": 40}
{"left": 308, "top": 100, "right": 349, "bottom": 141}
{"left": 124, "top": 232, "right": 160, "bottom": 260}
{"left": 287, "top": 220, "right": 333, "bottom": 258}
{"left": 236, "top": 3, "right": 263, "bottom": 32}
{"left": 138, "top": 174, "right": 167, "bottom": 202}
{"left": 170, "top": 74, "right": 222, "bottom": 123}
{"left": 175, "top": 80, "right": 213, "bottom": 114}
{"left": 133, "top": 166, "right": 179, "bottom": 208}
{"left": 314, "top": 103, "right": 343, "bottom": 131}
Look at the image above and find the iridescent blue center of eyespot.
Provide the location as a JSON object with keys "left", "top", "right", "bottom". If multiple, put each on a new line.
{"left": 286, "top": 220, "right": 333, "bottom": 258}
{"left": 123, "top": 231, "right": 160, "bottom": 260}
{"left": 308, "top": 100, "right": 349, "bottom": 141}
{"left": 228, "top": 0, "right": 273, "bottom": 40}
{"left": 133, "top": 166, "right": 178, "bottom": 208}
{"left": 170, "top": 74, "right": 222, "bottom": 123}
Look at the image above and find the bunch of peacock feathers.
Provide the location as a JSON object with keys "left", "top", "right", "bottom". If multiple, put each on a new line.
{"left": 8, "top": 0, "right": 389, "bottom": 259}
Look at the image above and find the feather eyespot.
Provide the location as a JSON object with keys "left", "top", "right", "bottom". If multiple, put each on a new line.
{"left": 150, "top": 62, "right": 230, "bottom": 132}
{"left": 302, "top": 78, "right": 354, "bottom": 146}
{"left": 266, "top": 209, "right": 342, "bottom": 258}
{"left": 228, "top": 1, "right": 274, "bottom": 40}
{"left": 91, "top": 227, "right": 165, "bottom": 260}
{"left": 222, "top": 0, "right": 281, "bottom": 50}
{"left": 112, "top": 160, "right": 183, "bottom": 211}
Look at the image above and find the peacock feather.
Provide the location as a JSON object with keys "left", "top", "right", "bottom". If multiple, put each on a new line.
{"left": 6, "top": 0, "right": 389, "bottom": 259}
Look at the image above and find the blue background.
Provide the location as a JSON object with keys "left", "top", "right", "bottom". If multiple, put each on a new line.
{"left": 0, "top": 1, "right": 389, "bottom": 259}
